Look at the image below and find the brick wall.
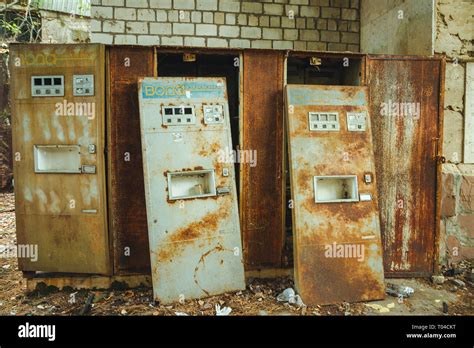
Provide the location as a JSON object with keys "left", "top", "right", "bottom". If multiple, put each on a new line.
{"left": 90, "top": 0, "right": 360, "bottom": 51}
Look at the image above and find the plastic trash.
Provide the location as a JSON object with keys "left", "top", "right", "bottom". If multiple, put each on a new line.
{"left": 215, "top": 304, "right": 232, "bottom": 316}
{"left": 277, "top": 288, "right": 295, "bottom": 302}
{"left": 277, "top": 288, "right": 305, "bottom": 307}
{"left": 386, "top": 283, "right": 414, "bottom": 298}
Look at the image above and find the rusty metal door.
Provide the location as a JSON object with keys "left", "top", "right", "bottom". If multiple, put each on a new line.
{"left": 242, "top": 50, "right": 285, "bottom": 269}
{"left": 138, "top": 77, "right": 245, "bottom": 304}
{"left": 10, "top": 44, "right": 110, "bottom": 274}
{"left": 366, "top": 56, "right": 443, "bottom": 277}
{"left": 107, "top": 46, "right": 154, "bottom": 275}
{"left": 286, "top": 85, "right": 385, "bottom": 305}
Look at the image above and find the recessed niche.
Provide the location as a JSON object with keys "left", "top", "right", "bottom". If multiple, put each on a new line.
{"left": 313, "top": 175, "right": 359, "bottom": 203}
{"left": 34, "top": 145, "right": 81, "bottom": 173}
{"left": 167, "top": 169, "right": 216, "bottom": 200}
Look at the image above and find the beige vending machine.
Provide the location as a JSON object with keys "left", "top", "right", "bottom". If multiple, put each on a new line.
{"left": 138, "top": 77, "right": 245, "bottom": 304}
{"left": 10, "top": 44, "right": 110, "bottom": 274}
{"left": 286, "top": 85, "right": 385, "bottom": 305}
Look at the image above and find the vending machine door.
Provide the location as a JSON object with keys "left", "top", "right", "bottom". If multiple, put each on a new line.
{"left": 138, "top": 77, "right": 245, "bottom": 304}
{"left": 286, "top": 85, "right": 385, "bottom": 305}
{"left": 10, "top": 44, "right": 110, "bottom": 274}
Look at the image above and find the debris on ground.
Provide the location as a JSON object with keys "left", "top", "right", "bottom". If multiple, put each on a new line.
{"left": 431, "top": 275, "right": 445, "bottom": 285}
{"left": 215, "top": 304, "right": 232, "bottom": 316}
{"left": 0, "top": 193, "right": 473, "bottom": 316}
{"left": 386, "top": 283, "right": 415, "bottom": 298}
{"left": 452, "top": 279, "right": 466, "bottom": 288}
{"left": 365, "top": 303, "right": 390, "bottom": 313}
{"left": 276, "top": 288, "right": 305, "bottom": 308}
{"left": 442, "top": 301, "right": 449, "bottom": 313}
{"left": 79, "top": 293, "right": 95, "bottom": 316}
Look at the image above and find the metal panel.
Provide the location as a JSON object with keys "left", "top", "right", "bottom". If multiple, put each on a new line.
{"left": 242, "top": 50, "right": 285, "bottom": 269}
{"left": 107, "top": 46, "right": 154, "bottom": 274}
{"left": 10, "top": 44, "right": 109, "bottom": 274}
{"left": 286, "top": 85, "right": 385, "bottom": 305}
{"left": 138, "top": 77, "right": 245, "bottom": 304}
{"left": 366, "top": 56, "right": 442, "bottom": 276}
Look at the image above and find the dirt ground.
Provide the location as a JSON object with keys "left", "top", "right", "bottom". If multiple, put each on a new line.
{"left": 1, "top": 193, "right": 473, "bottom": 316}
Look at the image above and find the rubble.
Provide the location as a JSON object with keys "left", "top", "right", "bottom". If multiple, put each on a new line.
{"left": 386, "top": 283, "right": 415, "bottom": 298}
{"left": 0, "top": 193, "right": 473, "bottom": 316}
{"left": 215, "top": 304, "right": 232, "bottom": 316}
{"left": 431, "top": 275, "right": 446, "bottom": 285}
{"left": 452, "top": 279, "right": 466, "bottom": 288}
{"left": 276, "top": 288, "right": 305, "bottom": 308}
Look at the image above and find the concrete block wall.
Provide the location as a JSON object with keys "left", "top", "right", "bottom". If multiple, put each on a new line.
{"left": 436, "top": 0, "right": 474, "bottom": 266}
{"left": 90, "top": 0, "right": 360, "bottom": 51}
{"left": 360, "top": 0, "right": 434, "bottom": 55}
{"left": 40, "top": 10, "right": 91, "bottom": 43}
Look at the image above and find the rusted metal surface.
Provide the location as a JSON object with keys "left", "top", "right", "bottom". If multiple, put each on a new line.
{"left": 138, "top": 77, "right": 245, "bottom": 304}
{"left": 286, "top": 85, "right": 385, "bottom": 305}
{"left": 434, "top": 56, "right": 446, "bottom": 274}
{"left": 366, "top": 56, "right": 443, "bottom": 277}
{"left": 107, "top": 46, "right": 154, "bottom": 275}
{"left": 25, "top": 274, "right": 152, "bottom": 292}
{"left": 242, "top": 50, "right": 285, "bottom": 269}
{"left": 10, "top": 44, "right": 110, "bottom": 274}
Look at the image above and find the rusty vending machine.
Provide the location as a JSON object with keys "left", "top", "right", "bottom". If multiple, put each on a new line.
{"left": 9, "top": 44, "right": 110, "bottom": 274}
{"left": 138, "top": 77, "right": 245, "bottom": 304}
{"left": 285, "top": 85, "right": 385, "bottom": 305}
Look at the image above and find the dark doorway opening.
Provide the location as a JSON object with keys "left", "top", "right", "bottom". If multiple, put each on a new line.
{"left": 284, "top": 55, "right": 364, "bottom": 268}
{"left": 157, "top": 53, "right": 241, "bottom": 197}
{"left": 287, "top": 56, "right": 363, "bottom": 85}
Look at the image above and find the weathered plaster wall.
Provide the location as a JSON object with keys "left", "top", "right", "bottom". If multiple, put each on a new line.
{"left": 436, "top": 0, "right": 474, "bottom": 266}
{"left": 360, "top": 0, "right": 434, "bottom": 55}
{"left": 40, "top": 10, "right": 90, "bottom": 43}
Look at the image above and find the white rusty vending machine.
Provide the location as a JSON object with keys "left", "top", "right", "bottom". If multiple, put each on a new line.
{"left": 138, "top": 77, "right": 245, "bottom": 304}
{"left": 285, "top": 85, "right": 385, "bottom": 305}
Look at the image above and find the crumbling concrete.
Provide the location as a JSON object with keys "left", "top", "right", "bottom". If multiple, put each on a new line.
{"left": 436, "top": 0, "right": 474, "bottom": 267}
{"left": 40, "top": 10, "right": 90, "bottom": 43}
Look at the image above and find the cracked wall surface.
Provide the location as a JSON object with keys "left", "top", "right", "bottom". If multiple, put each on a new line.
{"left": 436, "top": 0, "right": 474, "bottom": 266}
{"left": 40, "top": 10, "right": 91, "bottom": 43}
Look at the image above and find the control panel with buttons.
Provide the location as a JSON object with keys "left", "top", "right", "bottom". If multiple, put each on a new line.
{"left": 31, "top": 76, "right": 64, "bottom": 97}
{"left": 161, "top": 106, "right": 196, "bottom": 126}
{"left": 309, "top": 112, "right": 340, "bottom": 131}
{"left": 347, "top": 112, "right": 367, "bottom": 132}
{"left": 73, "top": 75, "right": 95, "bottom": 96}
{"left": 203, "top": 105, "right": 224, "bottom": 124}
